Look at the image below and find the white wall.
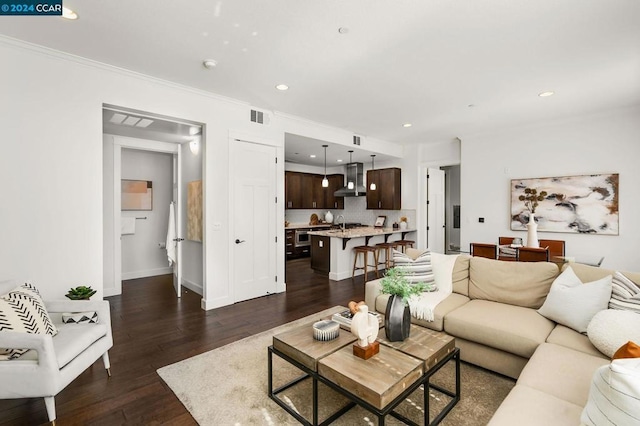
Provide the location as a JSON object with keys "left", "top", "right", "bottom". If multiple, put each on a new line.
{"left": 0, "top": 39, "right": 272, "bottom": 302}
{"left": 121, "top": 149, "right": 173, "bottom": 280}
{"left": 0, "top": 37, "right": 403, "bottom": 305}
{"left": 460, "top": 106, "right": 640, "bottom": 271}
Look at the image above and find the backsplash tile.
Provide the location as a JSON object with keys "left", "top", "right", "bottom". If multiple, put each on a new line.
{"left": 285, "top": 196, "right": 416, "bottom": 228}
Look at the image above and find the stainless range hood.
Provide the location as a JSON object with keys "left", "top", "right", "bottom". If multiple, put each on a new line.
{"left": 334, "top": 162, "right": 367, "bottom": 197}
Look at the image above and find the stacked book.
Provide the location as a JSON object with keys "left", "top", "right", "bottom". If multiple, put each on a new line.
{"left": 331, "top": 309, "right": 382, "bottom": 331}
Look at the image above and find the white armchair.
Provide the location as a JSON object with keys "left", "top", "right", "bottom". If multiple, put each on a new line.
{"left": 0, "top": 280, "right": 113, "bottom": 425}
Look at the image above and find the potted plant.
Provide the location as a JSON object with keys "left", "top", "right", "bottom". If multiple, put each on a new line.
{"left": 65, "top": 285, "right": 97, "bottom": 300}
{"left": 380, "top": 268, "right": 427, "bottom": 341}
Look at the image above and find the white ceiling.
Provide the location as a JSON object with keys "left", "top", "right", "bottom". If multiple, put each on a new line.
{"left": 3, "top": 0, "right": 640, "bottom": 150}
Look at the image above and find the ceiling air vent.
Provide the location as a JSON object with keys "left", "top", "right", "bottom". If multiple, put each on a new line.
{"left": 353, "top": 135, "right": 361, "bottom": 146}
{"left": 250, "top": 109, "right": 264, "bottom": 124}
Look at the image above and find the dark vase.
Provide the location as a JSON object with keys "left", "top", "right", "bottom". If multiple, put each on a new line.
{"left": 384, "top": 295, "right": 411, "bottom": 341}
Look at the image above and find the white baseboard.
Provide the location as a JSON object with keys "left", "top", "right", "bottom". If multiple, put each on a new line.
{"left": 122, "top": 267, "right": 172, "bottom": 281}
{"left": 181, "top": 278, "right": 203, "bottom": 295}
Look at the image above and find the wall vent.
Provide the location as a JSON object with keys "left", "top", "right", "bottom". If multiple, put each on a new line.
{"left": 250, "top": 109, "right": 264, "bottom": 124}
{"left": 353, "top": 135, "right": 361, "bottom": 146}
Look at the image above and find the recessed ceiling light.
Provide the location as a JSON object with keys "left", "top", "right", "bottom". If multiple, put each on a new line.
{"left": 403, "top": 123, "right": 412, "bottom": 128}
{"left": 123, "top": 116, "right": 141, "bottom": 126}
{"left": 62, "top": 7, "right": 78, "bottom": 20}
{"left": 203, "top": 59, "right": 217, "bottom": 69}
{"left": 539, "top": 91, "right": 555, "bottom": 97}
{"left": 338, "top": 27, "right": 349, "bottom": 34}
{"left": 136, "top": 119, "right": 154, "bottom": 128}
{"left": 337, "top": 159, "right": 343, "bottom": 163}
{"left": 251, "top": 31, "right": 258, "bottom": 36}
{"left": 275, "top": 84, "right": 289, "bottom": 91}
{"left": 109, "top": 113, "right": 127, "bottom": 124}
{"left": 310, "top": 154, "right": 316, "bottom": 158}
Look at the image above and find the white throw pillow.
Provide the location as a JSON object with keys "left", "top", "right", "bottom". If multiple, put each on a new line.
{"left": 430, "top": 252, "right": 459, "bottom": 294}
{"left": 537, "top": 266, "right": 612, "bottom": 333}
{"left": 587, "top": 309, "right": 640, "bottom": 358}
{"left": 581, "top": 358, "right": 640, "bottom": 426}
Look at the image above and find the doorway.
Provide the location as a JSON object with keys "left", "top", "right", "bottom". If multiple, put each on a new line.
{"left": 422, "top": 164, "right": 461, "bottom": 254}
{"left": 102, "top": 105, "right": 205, "bottom": 300}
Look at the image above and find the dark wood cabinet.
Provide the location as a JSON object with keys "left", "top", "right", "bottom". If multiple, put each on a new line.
{"left": 310, "top": 235, "right": 330, "bottom": 274}
{"left": 285, "top": 229, "right": 295, "bottom": 259}
{"left": 324, "top": 174, "right": 345, "bottom": 210}
{"left": 285, "top": 172, "right": 303, "bottom": 209}
{"left": 285, "top": 171, "right": 344, "bottom": 209}
{"left": 367, "top": 167, "right": 401, "bottom": 210}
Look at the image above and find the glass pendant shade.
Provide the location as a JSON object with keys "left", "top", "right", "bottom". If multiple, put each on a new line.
{"left": 322, "top": 144, "right": 329, "bottom": 187}
{"left": 369, "top": 154, "right": 376, "bottom": 190}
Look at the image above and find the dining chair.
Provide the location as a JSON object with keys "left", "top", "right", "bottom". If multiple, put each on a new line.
{"left": 517, "top": 246, "right": 550, "bottom": 262}
{"left": 538, "top": 239, "right": 565, "bottom": 258}
{"left": 498, "top": 237, "right": 515, "bottom": 245}
{"left": 470, "top": 243, "right": 498, "bottom": 259}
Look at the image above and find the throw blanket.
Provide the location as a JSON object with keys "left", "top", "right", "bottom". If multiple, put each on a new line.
{"left": 408, "top": 253, "right": 459, "bottom": 321}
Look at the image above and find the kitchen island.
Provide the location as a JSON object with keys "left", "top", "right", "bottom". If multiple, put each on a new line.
{"left": 307, "top": 227, "right": 417, "bottom": 280}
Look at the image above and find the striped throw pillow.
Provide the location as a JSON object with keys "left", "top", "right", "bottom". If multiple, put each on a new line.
{"left": 609, "top": 271, "right": 640, "bottom": 314}
{"left": 392, "top": 249, "right": 436, "bottom": 290}
{"left": 0, "top": 282, "right": 58, "bottom": 360}
{"left": 581, "top": 358, "right": 640, "bottom": 426}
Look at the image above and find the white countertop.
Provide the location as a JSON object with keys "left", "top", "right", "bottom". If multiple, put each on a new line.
{"left": 285, "top": 223, "right": 333, "bottom": 230}
{"left": 307, "top": 226, "right": 416, "bottom": 238}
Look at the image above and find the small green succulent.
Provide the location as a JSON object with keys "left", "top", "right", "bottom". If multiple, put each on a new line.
{"left": 65, "top": 285, "right": 97, "bottom": 300}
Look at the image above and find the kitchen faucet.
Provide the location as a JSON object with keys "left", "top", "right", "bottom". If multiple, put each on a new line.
{"left": 337, "top": 214, "right": 345, "bottom": 231}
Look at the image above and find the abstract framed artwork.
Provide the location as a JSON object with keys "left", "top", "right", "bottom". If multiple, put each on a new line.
{"left": 510, "top": 173, "right": 619, "bottom": 234}
{"left": 122, "top": 179, "right": 153, "bottom": 211}
{"left": 187, "top": 180, "right": 203, "bottom": 242}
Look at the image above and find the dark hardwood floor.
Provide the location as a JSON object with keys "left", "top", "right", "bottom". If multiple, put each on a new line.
{"left": 0, "top": 258, "right": 367, "bottom": 425}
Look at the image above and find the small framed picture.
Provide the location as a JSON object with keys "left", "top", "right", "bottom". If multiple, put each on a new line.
{"left": 374, "top": 215, "right": 386, "bottom": 228}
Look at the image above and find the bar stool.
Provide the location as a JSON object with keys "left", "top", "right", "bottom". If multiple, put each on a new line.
{"left": 375, "top": 242, "right": 398, "bottom": 271}
{"left": 352, "top": 246, "right": 379, "bottom": 282}
{"left": 394, "top": 240, "right": 415, "bottom": 253}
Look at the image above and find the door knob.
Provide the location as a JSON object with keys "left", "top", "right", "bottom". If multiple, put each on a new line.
{"left": 235, "top": 239, "right": 245, "bottom": 244}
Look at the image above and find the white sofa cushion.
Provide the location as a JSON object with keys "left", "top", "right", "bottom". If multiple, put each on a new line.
{"left": 445, "top": 299, "right": 555, "bottom": 358}
{"left": 587, "top": 309, "right": 640, "bottom": 358}
{"left": 488, "top": 384, "right": 583, "bottom": 426}
{"left": 581, "top": 358, "right": 640, "bottom": 426}
{"left": 517, "top": 343, "right": 609, "bottom": 407}
{"left": 52, "top": 322, "right": 108, "bottom": 368}
{"left": 537, "top": 266, "right": 612, "bottom": 333}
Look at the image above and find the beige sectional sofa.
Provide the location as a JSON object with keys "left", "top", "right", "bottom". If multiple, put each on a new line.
{"left": 364, "top": 252, "right": 640, "bottom": 425}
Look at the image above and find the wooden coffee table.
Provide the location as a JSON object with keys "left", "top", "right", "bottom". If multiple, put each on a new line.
{"left": 268, "top": 311, "right": 460, "bottom": 425}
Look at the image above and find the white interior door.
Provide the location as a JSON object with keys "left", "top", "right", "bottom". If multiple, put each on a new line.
{"left": 232, "top": 140, "right": 277, "bottom": 302}
{"left": 171, "top": 149, "right": 184, "bottom": 297}
{"left": 427, "top": 168, "right": 446, "bottom": 253}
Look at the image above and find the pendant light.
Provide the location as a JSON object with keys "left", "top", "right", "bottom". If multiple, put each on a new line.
{"left": 369, "top": 154, "right": 377, "bottom": 190}
{"left": 321, "top": 145, "right": 329, "bottom": 187}
{"left": 347, "top": 150, "right": 355, "bottom": 190}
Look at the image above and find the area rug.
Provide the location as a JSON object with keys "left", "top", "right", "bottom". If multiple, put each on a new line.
{"left": 157, "top": 307, "right": 515, "bottom": 425}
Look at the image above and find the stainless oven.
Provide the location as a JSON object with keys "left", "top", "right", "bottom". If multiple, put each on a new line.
{"left": 295, "top": 229, "right": 310, "bottom": 247}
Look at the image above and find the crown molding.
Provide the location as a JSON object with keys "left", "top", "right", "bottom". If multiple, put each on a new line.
{"left": 0, "top": 34, "right": 249, "bottom": 108}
